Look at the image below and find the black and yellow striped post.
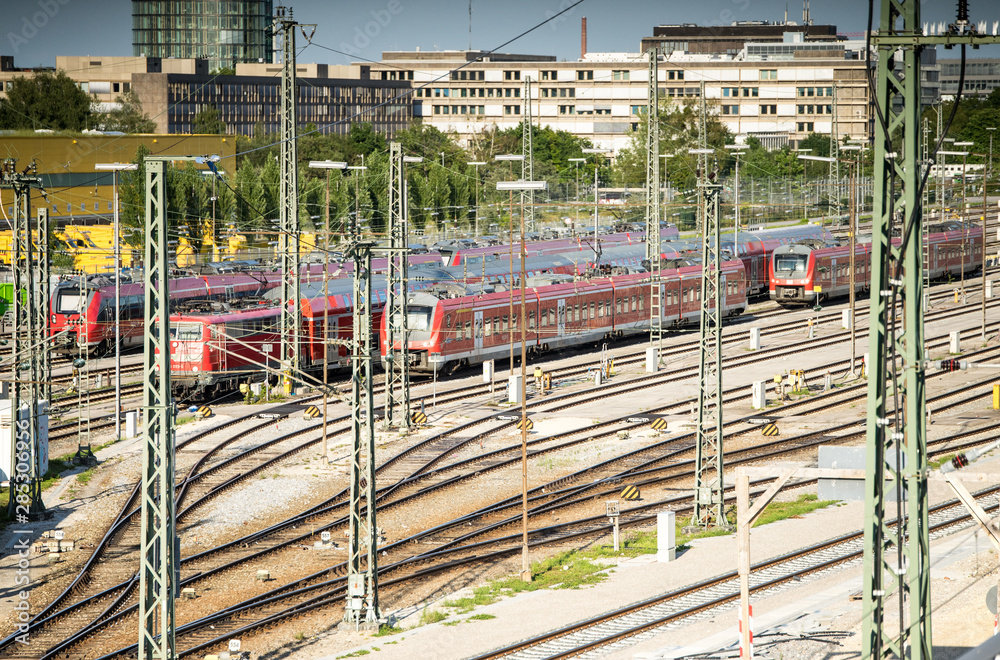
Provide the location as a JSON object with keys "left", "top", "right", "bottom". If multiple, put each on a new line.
{"left": 304, "top": 405, "right": 322, "bottom": 419}
{"left": 411, "top": 411, "right": 428, "bottom": 425}
{"left": 650, "top": 418, "right": 668, "bottom": 431}
{"left": 761, "top": 423, "right": 779, "bottom": 436}
{"left": 620, "top": 485, "right": 640, "bottom": 501}
{"left": 196, "top": 405, "right": 212, "bottom": 418}
{"left": 517, "top": 418, "right": 534, "bottom": 431}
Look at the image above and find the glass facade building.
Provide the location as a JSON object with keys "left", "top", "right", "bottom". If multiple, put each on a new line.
{"left": 132, "top": 0, "right": 273, "bottom": 71}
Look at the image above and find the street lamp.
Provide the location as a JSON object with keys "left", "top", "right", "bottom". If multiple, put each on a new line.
{"left": 467, "top": 161, "right": 486, "bottom": 237}
{"left": 496, "top": 177, "right": 548, "bottom": 585}
{"left": 308, "top": 160, "right": 347, "bottom": 462}
{"left": 94, "top": 162, "right": 138, "bottom": 444}
{"left": 724, "top": 145, "right": 747, "bottom": 247}
{"left": 583, "top": 148, "right": 613, "bottom": 262}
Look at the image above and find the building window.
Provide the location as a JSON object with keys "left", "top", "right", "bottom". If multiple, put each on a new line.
{"left": 613, "top": 70, "right": 630, "bottom": 81}
{"left": 721, "top": 104, "right": 739, "bottom": 115}
{"left": 760, "top": 104, "right": 777, "bottom": 114}
{"left": 723, "top": 87, "right": 738, "bottom": 97}
{"left": 504, "top": 105, "right": 520, "bottom": 115}
{"left": 559, "top": 105, "right": 575, "bottom": 115}
{"left": 631, "top": 105, "right": 644, "bottom": 115}
{"left": 742, "top": 87, "right": 758, "bottom": 97}
{"left": 760, "top": 69, "right": 778, "bottom": 80}
{"left": 797, "top": 121, "right": 815, "bottom": 131}
{"left": 504, "top": 70, "right": 520, "bottom": 81}
{"left": 577, "top": 70, "right": 594, "bottom": 81}
{"left": 541, "top": 70, "right": 557, "bottom": 81}
{"left": 667, "top": 70, "right": 684, "bottom": 80}
{"left": 560, "top": 88, "right": 575, "bottom": 98}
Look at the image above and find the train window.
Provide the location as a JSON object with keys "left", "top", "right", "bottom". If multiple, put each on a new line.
{"left": 615, "top": 298, "right": 621, "bottom": 314}
{"left": 528, "top": 311, "right": 535, "bottom": 329}
{"left": 598, "top": 302, "right": 604, "bottom": 318}
{"left": 503, "top": 315, "right": 509, "bottom": 331}
{"left": 639, "top": 295, "right": 644, "bottom": 311}
{"left": 540, "top": 310, "right": 548, "bottom": 327}
{"left": 548, "top": 308, "right": 555, "bottom": 326}
{"left": 446, "top": 314, "right": 451, "bottom": 329}
{"left": 464, "top": 320, "right": 471, "bottom": 339}
{"left": 170, "top": 323, "right": 203, "bottom": 341}
{"left": 407, "top": 305, "right": 434, "bottom": 331}
{"left": 631, "top": 295, "right": 637, "bottom": 312}
{"left": 512, "top": 312, "right": 518, "bottom": 330}
{"left": 55, "top": 290, "right": 84, "bottom": 314}
{"left": 775, "top": 254, "right": 807, "bottom": 273}
{"left": 574, "top": 304, "right": 580, "bottom": 322}
{"left": 590, "top": 301, "right": 595, "bottom": 319}
{"left": 494, "top": 316, "right": 500, "bottom": 334}
{"left": 485, "top": 318, "right": 492, "bottom": 337}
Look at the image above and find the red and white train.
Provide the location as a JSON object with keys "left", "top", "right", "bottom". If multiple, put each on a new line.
{"left": 380, "top": 260, "right": 748, "bottom": 374}
{"left": 769, "top": 225, "right": 983, "bottom": 306}
{"left": 50, "top": 273, "right": 280, "bottom": 355}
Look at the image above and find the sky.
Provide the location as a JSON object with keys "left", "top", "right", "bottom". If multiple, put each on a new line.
{"left": 5, "top": 0, "right": 999, "bottom": 69}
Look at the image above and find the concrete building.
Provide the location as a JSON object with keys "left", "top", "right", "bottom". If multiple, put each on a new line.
{"left": 640, "top": 20, "right": 840, "bottom": 57}
{"left": 131, "top": 0, "right": 273, "bottom": 71}
{"left": 940, "top": 58, "right": 1000, "bottom": 100}
{"left": 367, "top": 38, "right": 869, "bottom": 152}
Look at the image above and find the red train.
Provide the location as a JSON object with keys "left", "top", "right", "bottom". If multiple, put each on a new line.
{"left": 381, "top": 260, "right": 748, "bottom": 373}
{"left": 50, "top": 273, "right": 280, "bottom": 355}
{"left": 769, "top": 226, "right": 983, "bottom": 306}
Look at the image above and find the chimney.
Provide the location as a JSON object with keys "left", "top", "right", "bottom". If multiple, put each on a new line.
{"left": 581, "top": 17, "right": 587, "bottom": 60}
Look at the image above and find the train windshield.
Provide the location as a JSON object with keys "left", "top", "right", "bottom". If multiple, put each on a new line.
{"left": 55, "top": 290, "right": 85, "bottom": 314}
{"left": 774, "top": 254, "right": 808, "bottom": 273}
{"left": 406, "top": 305, "right": 434, "bottom": 332}
{"left": 169, "top": 323, "right": 203, "bottom": 341}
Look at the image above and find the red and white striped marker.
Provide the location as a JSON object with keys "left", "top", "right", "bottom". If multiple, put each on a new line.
{"left": 739, "top": 605, "right": 754, "bottom": 658}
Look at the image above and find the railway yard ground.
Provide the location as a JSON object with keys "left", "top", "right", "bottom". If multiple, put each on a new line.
{"left": 3, "top": 283, "right": 1000, "bottom": 660}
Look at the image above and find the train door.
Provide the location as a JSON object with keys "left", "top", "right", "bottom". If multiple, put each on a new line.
{"left": 474, "top": 310, "right": 484, "bottom": 351}
{"left": 750, "top": 257, "right": 759, "bottom": 294}
{"left": 557, "top": 299, "right": 566, "bottom": 336}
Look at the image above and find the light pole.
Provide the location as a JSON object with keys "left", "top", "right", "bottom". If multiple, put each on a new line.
{"left": 495, "top": 154, "right": 525, "bottom": 373}
{"left": 987, "top": 127, "right": 996, "bottom": 180}
{"left": 467, "top": 161, "right": 485, "bottom": 237}
{"left": 725, "top": 145, "right": 746, "bottom": 247}
{"left": 308, "top": 161, "right": 347, "bottom": 462}
{"left": 497, "top": 177, "right": 548, "bottom": 585}
{"left": 569, "top": 157, "right": 585, "bottom": 237}
{"left": 582, "top": 147, "right": 612, "bottom": 263}
{"left": 95, "top": 162, "right": 138, "bottom": 444}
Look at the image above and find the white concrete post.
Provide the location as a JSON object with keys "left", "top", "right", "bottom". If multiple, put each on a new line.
{"left": 842, "top": 309, "right": 852, "bottom": 330}
{"left": 751, "top": 381, "right": 766, "bottom": 409}
{"left": 508, "top": 374, "right": 523, "bottom": 404}
{"left": 988, "top": 280, "right": 994, "bottom": 299}
{"left": 125, "top": 410, "right": 138, "bottom": 439}
{"left": 950, "top": 330, "right": 961, "bottom": 354}
{"left": 657, "top": 511, "right": 676, "bottom": 562}
{"left": 749, "top": 327, "right": 761, "bottom": 350}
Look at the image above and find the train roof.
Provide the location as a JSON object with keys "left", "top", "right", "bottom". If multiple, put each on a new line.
{"left": 170, "top": 304, "right": 281, "bottom": 323}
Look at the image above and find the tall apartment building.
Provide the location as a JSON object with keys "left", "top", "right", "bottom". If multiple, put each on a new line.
{"left": 132, "top": 0, "right": 273, "bottom": 71}
{"left": 368, "top": 36, "right": 869, "bottom": 152}
{"left": 940, "top": 58, "right": 1000, "bottom": 100}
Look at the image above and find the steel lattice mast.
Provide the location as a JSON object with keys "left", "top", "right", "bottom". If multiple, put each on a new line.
{"left": 522, "top": 78, "right": 534, "bottom": 231}
{"left": 862, "top": 3, "right": 1000, "bottom": 658}
{"left": 384, "top": 142, "right": 410, "bottom": 429}
{"left": 276, "top": 6, "right": 301, "bottom": 392}
{"left": 343, "top": 240, "right": 381, "bottom": 629}
{"left": 690, "top": 83, "right": 725, "bottom": 528}
{"left": 37, "top": 208, "right": 50, "bottom": 405}
{"left": 645, "top": 48, "right": 663, "bottom": 356}
{"left": 2, "top": 160, "right": 46, "bottom": 517}
{"left": 139, "top": 158, "right": 176, "bottom": 660}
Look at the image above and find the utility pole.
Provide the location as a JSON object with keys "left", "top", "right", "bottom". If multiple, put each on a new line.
{"left": 831, "top": 84, "right": 841, "bottom": 221}
{"left": 645, "top": 47, "right": 663, "bottom": 359}
{"left": 385, "top": 143, "right": 412, "bottom": 430}
{"left": 342, "top": 239, "right": 381, "bottom": 630}
{"left": 1, "top": 159, "right": 46, "bottom": 517}
{"left": 275, "top": 6, "right": 315, "bottom": 395}
{"left": 38, "top": 207, "right": 51, "bottom": 406}
{"left": 690, "top": 138, "right": 724, "bottom": 528}
{"left": 862, "top": 3, "right": 1000, "bottom": 659}
{"left": 522, "top": 78, "right": 535, "bottom": 232}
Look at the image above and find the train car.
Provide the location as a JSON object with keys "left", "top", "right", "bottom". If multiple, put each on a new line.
{"left": 383, "top": 260, "right": 747, "bottom": 373}
{"left": 169, "top": 303, "right": 282, "bottom": 399}
{"left": 50, "top": 272, "right": 280, "bottom": 355}
{"left": 769, "top": 226, "right": 982, "bottom": 305}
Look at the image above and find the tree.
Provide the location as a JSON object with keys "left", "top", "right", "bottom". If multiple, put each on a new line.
{"left": 0, "top": 70, "right": 94, "bottom": 131}
{"left": 193, "top": 105, "right": 226, "bottom": 134}
{"left": 97, "top": 89, "right": 156, "bottom": 133}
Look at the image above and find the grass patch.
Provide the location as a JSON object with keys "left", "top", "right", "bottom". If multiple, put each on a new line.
{"left": 175, "top": 415, "right": 196, "bottom": 426}
{"left": 442, "top": 548, "right": 617, "bottom": 614}
{"left": 753, "top": 494, "right": 835, "bottom": 527}
{"left": 75, "top": 468, "right": 96, "bottom": 485}
{"left": 418, "top": 609, "right": 448, "bottom": 625}
{"left": 336, "top": 651, "right": 370, "bottom": 658}
{"left": 930, "top": 453, "right": 955, "bottom": 470}
{"left": 374, "top": 625, "right": 403, "bottom": 637}
{"left": 467, "top": 614, "right": 497, "bottom": 621}
{"left": 441, "top": 620, "right": 461, "bottom": 626}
